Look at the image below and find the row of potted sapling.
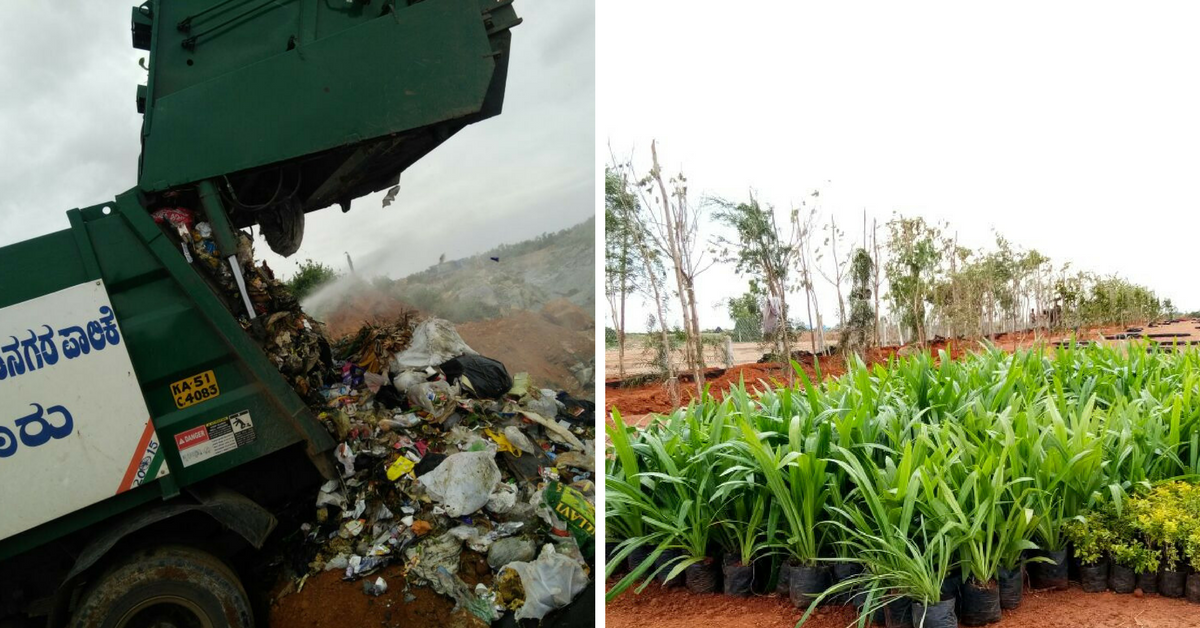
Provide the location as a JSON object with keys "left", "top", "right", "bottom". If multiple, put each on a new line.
{"left": 606, "top": 344, "right": 1200, "bottom": 627}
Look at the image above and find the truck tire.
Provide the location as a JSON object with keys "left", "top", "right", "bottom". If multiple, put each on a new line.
{"left": 69, "top": 545, "right": 252, "bottom": 628}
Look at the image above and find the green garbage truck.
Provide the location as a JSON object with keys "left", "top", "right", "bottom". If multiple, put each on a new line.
{"left": 0, "top": 1, "right": 519, "bottom": 626}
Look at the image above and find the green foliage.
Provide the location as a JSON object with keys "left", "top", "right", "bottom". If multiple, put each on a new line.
{"left": 726, "top": 281, "right": 764, "bottom": 342}
{"left": 607, "top": 342, "right": 1200, "bottom": 608}
{"left": 286, "top": 259, "right": 338, "bottom": 301}
{"left": 884, "top": 215, "right": 941, "bottom": 343}
{"left": 842, "top": 248, "right": 874, "bottom": 354}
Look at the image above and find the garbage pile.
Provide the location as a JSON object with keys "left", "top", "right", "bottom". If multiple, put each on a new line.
{"left": 153, "top": 207, "right": 596, "bottom": 623}
{"left": 304, "top": 318, "right": 596, "bottom": 623}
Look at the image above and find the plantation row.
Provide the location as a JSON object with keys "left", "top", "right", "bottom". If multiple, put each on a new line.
{"left": 605, "top": 343, "right": 1200, "bottom": 627}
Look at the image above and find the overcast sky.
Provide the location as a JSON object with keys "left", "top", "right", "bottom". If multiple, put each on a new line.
{"left": 0, "top": 1, "right": 594, "bottom": 279}
{"left": 600, "top": 1, "right": 1200, "bottom": 332}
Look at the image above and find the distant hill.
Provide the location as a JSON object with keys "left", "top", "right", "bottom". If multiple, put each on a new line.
{"left": 380, "top": 217, "right": 594, "bottom": 323}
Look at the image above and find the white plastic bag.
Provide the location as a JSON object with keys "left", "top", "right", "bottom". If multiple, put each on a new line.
{"left": 418, "top": 450, "right": 501, "bottom": 517}
{"left": 392, "top": 319, "right": 476, "bottom": 370}
{"left": 500, "top": 544, "right": 589, "bottom": 621}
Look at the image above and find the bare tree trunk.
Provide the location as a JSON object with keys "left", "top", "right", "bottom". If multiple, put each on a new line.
{"left": 650, "top": 141, "right": 704, "bottom": 398}
{"left": 872, "top": 219, "right": 881, "bottom": 346}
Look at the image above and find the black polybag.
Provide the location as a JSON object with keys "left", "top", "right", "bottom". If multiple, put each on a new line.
{"left": 998, "top": 566, "right": 1022, "bottom": 609}
{"left": 440, "top": 355, "right": 513, "bottom": 399}
{"left": 959, "top": 579, "right": 1001, "bottom": 626}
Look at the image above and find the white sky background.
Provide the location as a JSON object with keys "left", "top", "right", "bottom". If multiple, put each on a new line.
{"left": 600, "top": 1, "right": 1200, "bottom": 332}
{"left": 0, "top": 1, "right": 594, "bottom": 281}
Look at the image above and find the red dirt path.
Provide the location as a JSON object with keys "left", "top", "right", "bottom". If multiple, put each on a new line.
{"left": 606, "top": 580, "right": 1200, "bottom": 628}
{"left": 606, "top": 328, "right": 1128, "bottom": 417}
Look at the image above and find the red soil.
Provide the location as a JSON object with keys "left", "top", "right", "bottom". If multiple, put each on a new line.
{"left": 605, "top": 327, "right": 1131, "bottom": 417}
{"left": 606, "top": 580, "right": 1200, "bottom": 628}
{"left": 606, "top": 347, "right": 898, "bottom": 417}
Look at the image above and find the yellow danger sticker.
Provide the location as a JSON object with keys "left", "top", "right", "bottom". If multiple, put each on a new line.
{"left": 171, "top": 370, "right": 220, "bottom": 409}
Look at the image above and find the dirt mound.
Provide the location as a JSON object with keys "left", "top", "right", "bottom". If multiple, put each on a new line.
{"left": 319, "top": 288, "right": 418, "bottom": 340}
{"left": 606, "top": 347, "right": 898, "bottom": 416}
{"left": 457, "top": 309, "right": 594, "bottom": 398}
{"left": 541, "top": 298, "right": 595, "bottom": 332}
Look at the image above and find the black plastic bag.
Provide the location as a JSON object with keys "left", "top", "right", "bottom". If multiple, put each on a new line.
{"left": 884, "top": 596, "right": 914, "bottom": 628}
{"left": 655, "top": 549, "right": 685, "bottom": 587}
{"left": 959, "top": 579, "right": 1001, "bottom": 626}
{"left": 1109, "top": 563, "right": 1136, "bottom": 593}
{"left": 374, "top": 383, "right": 406, "bottom": 409}
{"left": 555, "top": 392, "right": 595, "bottom": 424}
{"left": 627, "top": 545, "right": 652, "bottom": 575}
{"left": 1028, "top": 549, "right": 1069, "bottom": 590}
{"left": 1186, "top": 573, "right": 1200, "bottom": 603}
{"left": 776, "top": 558, "right": 799, "bottom": 596}
{"left": 911, "top": 598, "right": 957, "bottom": 628}
{"left": 686, "top": 559, "right": 720, "bottom": 594}
{"left": 606, "top": 542, "right": 625, "bottom": 576}
{"left": 722, "top": 557, "right": 754, "bottom": 596}
{"left": 831, "top": 561, "right": 863, "bottom": 605}
{"left": 789, "top": 564, "right": 831, "bottom": 608}
{"left": 1080, "top": 560, "right": 1109, "bottom": 593}
{"left": 998, "top": 565, "right": 1023, "bottom": 610}
{"left": 1160, "top": 570, "right": 1186, "bottom": 598}
{"left": 413, "top": 452, "right": 447, "bottom": 477}
{"left": 940, "top": 572, "right": 961, "bottom": 602}
{"left": 1136, "top": 569, "right": 1158, "bottom": 595}
{"left": 439, "top": 354, "right": 512, "bottom": 399}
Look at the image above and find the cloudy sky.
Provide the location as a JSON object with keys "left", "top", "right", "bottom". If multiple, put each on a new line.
{"left": 1, "top": 1, "right": 594, "bottom": 279}
{"left": 600, "top": 1, "right": 1200, "bottom": 331}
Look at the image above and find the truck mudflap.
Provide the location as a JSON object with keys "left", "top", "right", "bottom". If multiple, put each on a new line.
{"left": 64, "top": 485, "right": 276, "bottom": 584}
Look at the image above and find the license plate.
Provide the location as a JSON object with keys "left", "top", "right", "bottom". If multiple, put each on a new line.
{"left": 170, "top": 370, "right": 220, "bottom": 409}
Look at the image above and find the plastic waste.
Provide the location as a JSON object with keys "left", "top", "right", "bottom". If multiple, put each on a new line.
{"left": 500, "top": 544, "right": 589, "bottom": 621}
{"left": 364, "top": 577, "right": 388, "bottom": 596}
{"left": 433, "top": 566, "right": 497, "bottom": 624}
{"left": 520, "top": 411, "right": 585, "bottom": 450}
{"left": 502, "top": 426, "right": 539, "bottom": 455}
{"left": 407, "top": 380, "right": 457, "bottom": 422}
{"left": 440, "top": 355, "right": 513, "bottom": 399}
{"left": 418, "top": 450, "right": 502, "bottom": 517}
{"left": 315, "top": 479, "right": 347, "bottom": 510}
{"left": 525, "top": 389, "right": 560, "bottom": 419}
{"left": 392, "top": 369, "right": 427, "bottom": 393}
{"left": 488, "top": 536, "right": 537, "bottom": 570}
{"left": 335, "top": 443, "right": 356, "bottom": 477}
{"left": 386, "top": 456, "right": 416, "bottom": 481}
{"left": 392, "top": 319, "right": 477, "bottom": 370}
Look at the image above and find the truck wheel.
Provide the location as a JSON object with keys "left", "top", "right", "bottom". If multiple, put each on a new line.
{"left": 70, "top": 545, "right": 252, "bottom": 628}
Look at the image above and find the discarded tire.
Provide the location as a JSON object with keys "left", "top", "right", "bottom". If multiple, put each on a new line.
{"left": 911, "top": 598, "right": 957, "bottom": 628}
{"left": 1186, "top": 573, "right": 1200, "bottom": 603}
{"left": 1028, "top": 550, "right": 1069, "bottom": 590}
{"left": 654, "top": 549, "right": 685, "bottom": 587}
{"left": 686, "top": 559, "right": 720, "bottom": 594}
{"left": 1137, "top": 570, "right": 1158, "bottom": 595}
{"left": 789, "top": 564, "right": 831, "bottom": 608}
{"left": 1160, "top": 570, "right": 1186, "bottom": 598}
{"left": 722, "top": 557, "right": 753, "bottom": 597}
{"left": 959, "top": 579, "right": 1001, "bottom": 626}
{"left": 883, "top": 596, "right": 914, "bottom": 628}
{"left": 1080, "top": 560, "right": 1109, "bottom": 593}
{"left": 998, "top": 565, "right": 1023, "bottom": 610}
{"left": 1110, "top": 563, "right": 1136, "bottom": 593}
